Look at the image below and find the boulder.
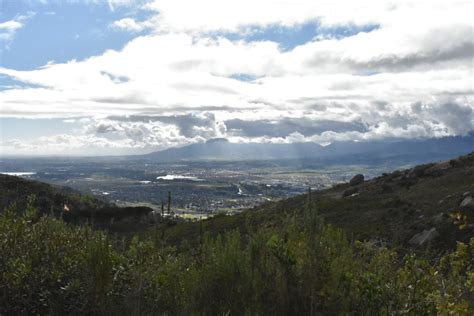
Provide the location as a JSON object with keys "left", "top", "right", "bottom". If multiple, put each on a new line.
{"left": 349, "top": 174, "right": 364, "bottom": 186}
{"left": 408, "top": 228, "right": 439, "bottom": 246}
{"left": 408, "top": 164, "right": 430, "bottom": 178}
{"left": 343, "top": 187, "right": 358, "bottom": 197}
{"left": 460, "top": 196, "right": 473, "bottom": 210}
{"left": 430, "top": 212, "right": 450, "bottom": 226}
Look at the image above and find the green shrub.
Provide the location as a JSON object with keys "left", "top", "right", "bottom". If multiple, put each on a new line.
{"left": 0, "top": 202, "right": 472, "bottom": 314}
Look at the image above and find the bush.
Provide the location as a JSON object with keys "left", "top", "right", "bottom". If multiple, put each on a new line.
{"left": 0, "top": 201, "right": 472, "bottom": 314}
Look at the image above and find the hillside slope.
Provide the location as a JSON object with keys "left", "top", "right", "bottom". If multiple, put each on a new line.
{"left": 281, "top": 151, "right": 474, "bottom": 250}
{"left": 0, "top": 174, "right": 153, "bottom": 229}
{"left": 160, "top": 151, "right": 474, "bottom": 251}
{"left": 1, "top": 153, "right": 474, "bottom": 314}
{"left": 2, "top": 151, "right": 473, "bottom": 251}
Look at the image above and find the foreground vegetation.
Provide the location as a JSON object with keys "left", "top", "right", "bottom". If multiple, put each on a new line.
{"left": 1, "top": 196, "right": 473, "bottom": 315}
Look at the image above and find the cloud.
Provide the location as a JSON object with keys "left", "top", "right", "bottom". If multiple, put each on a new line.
{"left": 225, "top": 118, "right": 367, "bottom": 138}
{"left": 420, "top": 101, "right": 474, "bottom": 135}
{"left": 0, "top": 13, "right": 35, "bottom": 45}
{"left": 141, "top": 0, "right": 382, "bottom": 33}
{"left": 0, "top": 0, "right": 473, "bottom": 155}
{"left": 111, "top": 18, "right": 150, "bottom": 33}
{"left": 0, "top": 21, "right": 23, "bottom": 40}
{"left": 141, "top": 0, "right": 472, "bottom": 34}
{"left": 3, "top": 96, "right": 472, "bottom": 156}
{"left": 299, "top": 24, "right": 474, "bottom": 73}
{"left": 102, "top": 113, "right": 229, "bottom": 142}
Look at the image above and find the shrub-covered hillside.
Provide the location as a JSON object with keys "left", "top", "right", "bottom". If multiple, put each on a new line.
{"left": 1, "top": 152, "right": 474, "bottom": 314}
{"left": 157, "top": 151, "right": 474, "bottom": 252}
{"left": 263, "top": 151, "right": 474, "bottom": 251}
{"left": 1, "top": 198, "right": 473, "bottom": 314}
{"left": 0, "top": 174, "right": 154, "bottom": 231}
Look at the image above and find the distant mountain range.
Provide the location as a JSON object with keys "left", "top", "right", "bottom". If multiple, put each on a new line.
{"left": 143, "top": 134, "right": 474, "bottom": 163}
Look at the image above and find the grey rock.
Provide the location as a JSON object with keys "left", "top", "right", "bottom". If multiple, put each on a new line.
{"left": 460, "top": 196, "right": 473, "bottom": 209}
{"left": 408, "top": 228, "right": 439, "bottom": 246}
{"left": 343, "top": 187, "right": 358, "bottom": 197}
{"left": 463, "top": 191, "right": 471, "bottom": 197}
{"left": 431, "top": 212, "right": 450, "bottom": 225}
{"left": 409, "top": 165, "right": 429, "bottom": 178}
{"left": 349, "top": 174, "right": 364, "bottom": 186}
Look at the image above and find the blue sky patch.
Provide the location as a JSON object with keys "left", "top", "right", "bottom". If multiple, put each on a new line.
{"left": 0, "top": 1, "right": 138, "bottom": 71}
{"left": 229, "top": 73, "right": 259, "bottom": 82}
{"left": 0, "top": 75, "right": 45, "bottom": 91}
{"left": 214, "top": 21, "right": 379, "bottom": 51}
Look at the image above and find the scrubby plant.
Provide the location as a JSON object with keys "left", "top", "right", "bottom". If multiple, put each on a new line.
{"left": 0, "top": 200, "right": 473, "bottom": 314}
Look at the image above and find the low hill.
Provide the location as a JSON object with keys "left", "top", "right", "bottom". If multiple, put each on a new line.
{"left": 0, "top": 174, "right": 154, "bottom": 229}
{"left": 159, "top": 151, "right": 474, "bottom": 252}
{"left": 2, "top": 151, "right": 473, "bottom": 251}
{"left": 1, "top": 152, "right": 474, "bottom": 314}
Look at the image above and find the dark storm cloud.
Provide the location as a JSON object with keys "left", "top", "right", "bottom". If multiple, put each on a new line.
{"left": 99, "top": 98, "right": 472, "bottom": 145}
{"left": 408, "top": 100, "right": 473, "bottom": 135}
{"left": 107, "top": 113, "right": 219, "bottom": 138}
{"left": 156, "top": 113, "right": 218, "bottom": 137}
{"left": 305, "top": 27, "right": 474, "bottom": 72}
{"left": 372, "top": 100, "right": 389, "bottom": 111}
{"left": 432, "top": 101, "right": 473, "bottom": 135}
{"left": 92, "top": 93, "right": 148, "bottom": 105}
{"left": 307, "top": 103, "right": 328, "bottom": 111}
{"left": 357, "top": 41, "right": 474, "bottom": 70}
{"left": 225, "top": 117, "right": 367, "bottom": 138}
{"left": 95, "top": 122, "right": 118, "bottom": 133}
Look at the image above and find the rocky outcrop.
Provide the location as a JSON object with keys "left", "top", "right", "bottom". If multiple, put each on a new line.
{"left": 343, "top": 187, "right": 358, "bottom": 197}
{"left": 349, "top": 174, "right": 364, "bottom": 186}
{"left": 430, "top": 212, "right": 450, "bottom": 226}
{"left": 460, "top": 196, "right": 473, "bottom": 210}
{"left": 408, "top": 228, "right": 439, "bottom": 246}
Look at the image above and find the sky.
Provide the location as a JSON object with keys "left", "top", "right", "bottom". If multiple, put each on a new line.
{"left": 0, "top": 0, "right": 473, "bottom": 156}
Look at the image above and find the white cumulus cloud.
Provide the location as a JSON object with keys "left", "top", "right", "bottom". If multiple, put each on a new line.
{"left": 0, "top": 0, "right": 473, "bottom": 155}
{"left": 0, "top": 13, "right": 35, "bottom": 45}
